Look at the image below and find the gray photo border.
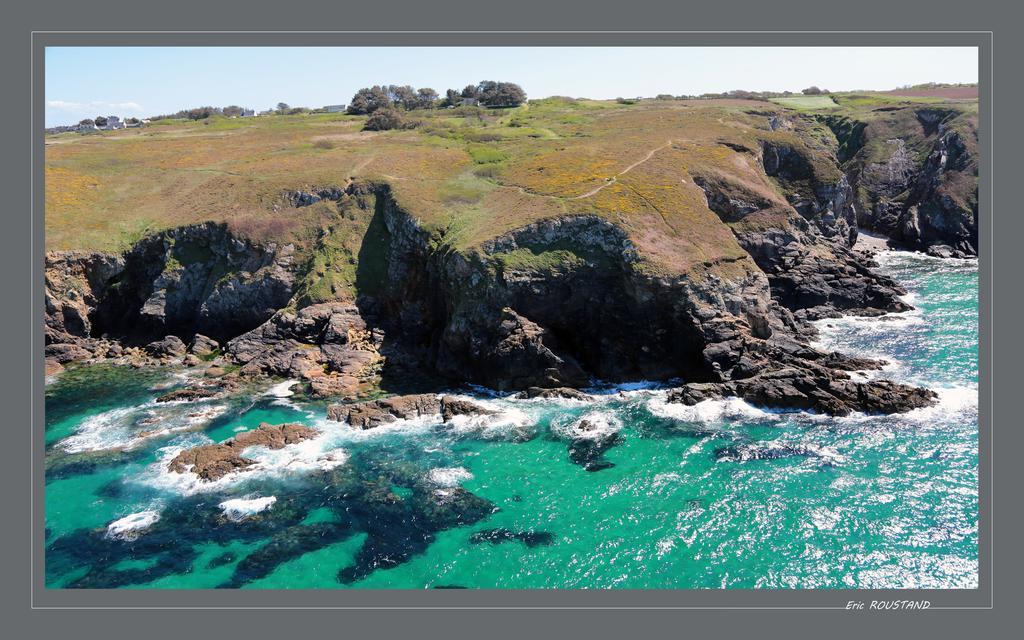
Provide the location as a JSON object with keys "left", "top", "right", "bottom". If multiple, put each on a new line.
{"left": 5, "top": 2, "right": 1013, "bottom": 630}
{"left": 29, "top": 31, "right": 993, "bottom": 610}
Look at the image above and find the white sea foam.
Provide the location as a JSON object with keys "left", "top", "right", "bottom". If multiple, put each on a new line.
{"left": 219, "top": 496, "right": 277, "bottom": 521}
{"left": 59, "top": 402, "right": 229, "bottom": 454}
{"left": 720, "top": 441, "right": 847, "bottom": 465}
{"left": 902, "top": 384, "right": 978, "bottom": 421}
{"left": 427, "top": 467, "right": 473, "bottom": 487}
{"left": 551, "top": 411, "right": 623, "bottom": 441}
{"left": 264, "top": 379, "right": 300, "bottom": 398}
{"left": 105, "top": 510, "right": 161, "bottom": 541}
{"left": 647, "top": 392, "right": 770, "bottom": 423}
{"left": 442, "top": 396, "right": 536, "bottom": 439}
{"left": 61, "top": 406, "right": 140, "bottom": 453}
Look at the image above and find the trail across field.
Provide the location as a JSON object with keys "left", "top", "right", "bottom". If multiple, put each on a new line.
{"left": 571, "top": 140, "right": 674, "bottom": 200}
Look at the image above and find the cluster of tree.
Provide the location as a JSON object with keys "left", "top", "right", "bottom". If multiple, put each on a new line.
{"left": 451, "top": 81, "right": 527, "bottom": 108}
{"left": 801, "top": 86, "right": 831, "bottom": 95}
{"left": 347, "top": 85, "right": 440, "bottom": 115}
{"left": 348, "top": 80, "right": 526, "bottom": 115}
{"left": 894, "top": 82, "right": 977, "bottom": 90}
{"left": 74, "top": 116, "right": 141, "bottom": 128}
{"left": 275, "top": 103, "right": 311, "bottom": 115}
{"left": 150, "top": 106, "right": 221, "bottom": 121}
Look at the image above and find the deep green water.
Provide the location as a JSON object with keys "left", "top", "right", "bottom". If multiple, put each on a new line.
{"left": 44, "top": 250, "right": 978, "bottom": 589}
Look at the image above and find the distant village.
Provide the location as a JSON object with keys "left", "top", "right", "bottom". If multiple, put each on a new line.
{"left": 44, "top": 103, "right": 350, "bottom": 135}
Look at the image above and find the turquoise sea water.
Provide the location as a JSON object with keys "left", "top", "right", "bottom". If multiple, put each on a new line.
{"left": 43, "top": 250, "right": 978, "bottom": 589}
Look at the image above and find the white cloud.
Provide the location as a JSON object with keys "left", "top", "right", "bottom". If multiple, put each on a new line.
{"left": 46, "top": 100, "right": 144, "bottom": 112}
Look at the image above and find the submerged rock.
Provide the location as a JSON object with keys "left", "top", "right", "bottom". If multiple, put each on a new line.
{"left": 168, "top": 422, "right": 317, "bottom": 481}
{"left": 155, "top": 387, "right": 218, "bottom": 403}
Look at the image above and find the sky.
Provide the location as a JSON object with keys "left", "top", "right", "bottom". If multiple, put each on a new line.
{"left": 44, "top": 46, "right": 979, "bottom": 127}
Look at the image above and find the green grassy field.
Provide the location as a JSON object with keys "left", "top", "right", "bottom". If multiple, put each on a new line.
{"left": 768, "top": 95, "right": 839, "bottom": 110}
{"left": 45, "top": 93, "right": 976, "bottom": 300}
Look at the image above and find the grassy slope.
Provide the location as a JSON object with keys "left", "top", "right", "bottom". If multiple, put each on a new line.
{"left": 45, "top": 93, "right": 976, "bottom": 300}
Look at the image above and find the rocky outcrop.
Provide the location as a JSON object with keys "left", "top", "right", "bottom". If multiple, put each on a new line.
{"left": 227, "top": 302, "right": 383, "bottom": 398}
{"left": 759, "top": 138, "right": 857, "bottom": 246}
{"left": 666, "top": 339, "right": 936, "bottom": 416}
{"left": 189, "top": 334, "right": 220, "bottom": 356}
{"left": 146, "top": 335, "right": 187, "bottom": 358}
{"left": 514, "top": 387, "right": 592, "bottom": 401}
{"left": 326, "top": 394, "right": 492, "bottom": 429}
{"left": 168, "top": 422, "right": 317, "bottom": 481}
{"left": 565, "top": 418, "right": 622, "bottom": 471}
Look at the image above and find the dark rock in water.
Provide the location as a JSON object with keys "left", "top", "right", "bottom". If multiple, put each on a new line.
{"left": 337, "top": 485, "right": 495, "bottom": 585}
{"left": 665, "top": 339, "right": 936, "bottom": 417}
{"left": 439, "top": 395, "right": 496, "bottom": 422}
{"left": 327, "top": 394, "right": 441, "bottom": 429}
{"left": 565, "top": 419, "right": 623, "bottom": 471}
{"left": 207, "top": 551, "right": 237, "bottom": 569}
{"left": 469, "top": 528, "right": 556, "bottom": 548}
{"left": 433, "top": 584, "right": 468, "bottom": 589}
{"left": 328, "top": 392, "right": 495, "bottom": 429}
{"left": 514, "top": 386, "right": 591, "bottom": 401}
{"left": 168, "top": 422, "right": 318, "bottom": 481}
{"left": 222, "top": 522, "right": 352, "bottom": 588}
{"left": 155, "top": 387, "right": 218, "bottom": 403}
{"left": 145, "top": 335, "right": 187, "bottom": 358}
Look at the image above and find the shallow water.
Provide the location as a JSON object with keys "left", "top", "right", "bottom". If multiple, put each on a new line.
{"left": 44, "top": 250, "right": 978, "bottom": 589}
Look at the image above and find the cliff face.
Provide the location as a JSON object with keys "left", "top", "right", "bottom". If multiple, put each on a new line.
{"left": 366, "top": 200, "right": 774, "bottom": 390}
{"left": 822, "top": 106, "right": 978, "bottom": 257}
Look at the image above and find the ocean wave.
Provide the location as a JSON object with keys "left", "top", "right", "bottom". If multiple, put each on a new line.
{"left": 60, "top": 402, "right": 229, "bottom": 454}
{"left": 264, "top": 379, "right": 300, "bottom": 398}
{"left": 646, "top": 393, "right": 771, "bottom": 423}
{"left": 716, "top": 440, "right": 847, "bottom": 465}
{"left": 105, "top": 510, "right": 161, "bottom": 541}
{"left": 219, "top": 496, "right": 277, "bottom": 521}
{"left": 550, "top": 411, "right": 624, "bottom": 441}
{"left": 427, "top": 467, "right": 473, "bottom": 487}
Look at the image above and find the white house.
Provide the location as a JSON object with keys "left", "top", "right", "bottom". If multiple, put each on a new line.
{"left": 101, "top": 116, "right": 125, "bottom": 130}
{"left": 240, "top": 109, "right": 256, "bottom": 117}
{"left": 324, "top": 104, "right": 346, "bottom": 113}
{"left": 459, "top": 97, "right": 479, "bottom": 107}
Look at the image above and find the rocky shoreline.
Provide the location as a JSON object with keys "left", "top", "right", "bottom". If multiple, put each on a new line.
{"left": 46, "top": 105, "right": 977, "bottom": 419}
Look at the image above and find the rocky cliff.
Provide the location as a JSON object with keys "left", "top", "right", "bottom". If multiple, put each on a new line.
{"left": 821, "top": 105, "right": 978, "bottom": 257}
{"left": 44, "top": 176, "right": 935, "bottom": 416}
